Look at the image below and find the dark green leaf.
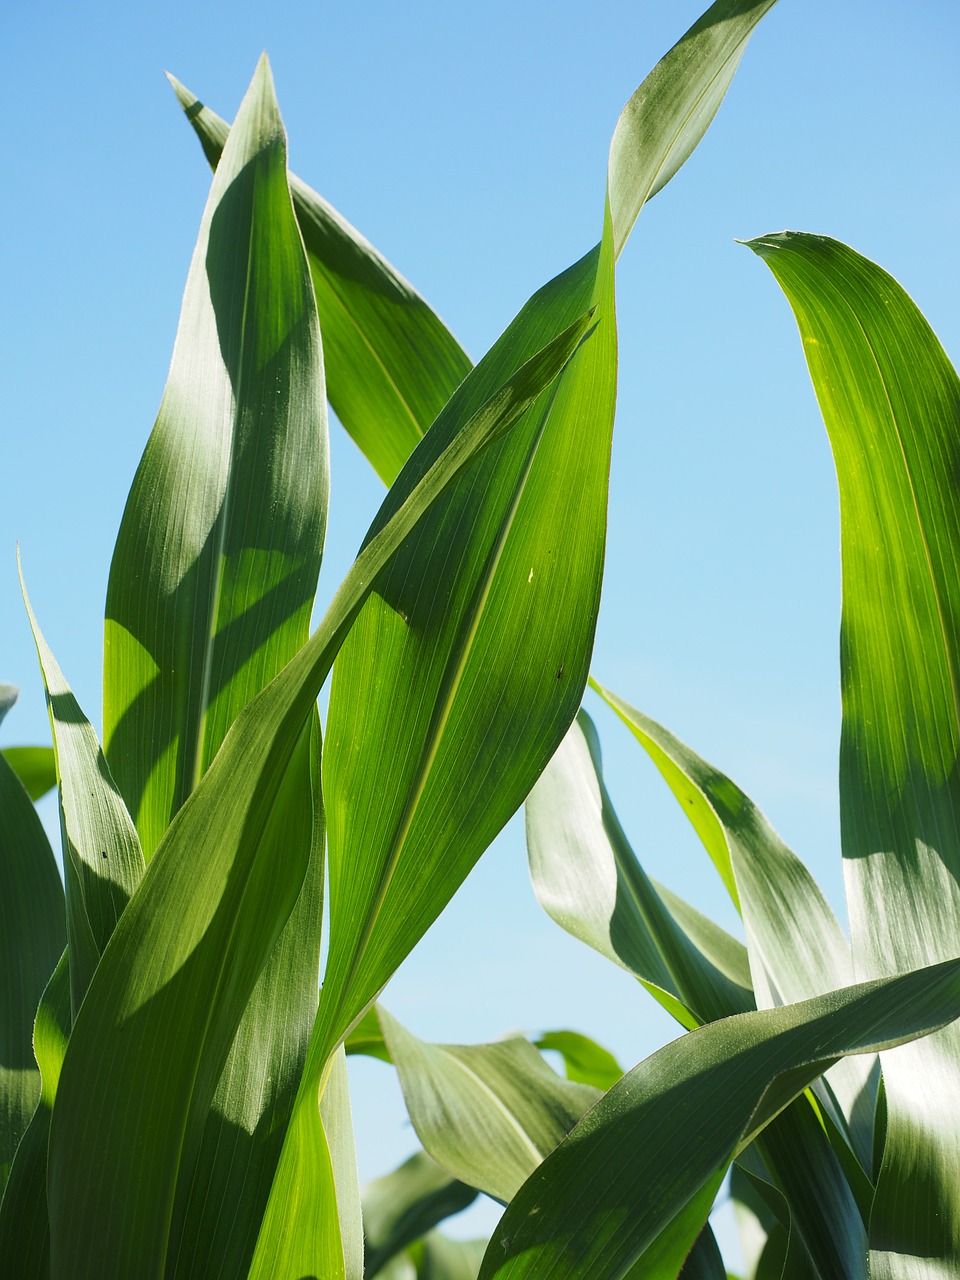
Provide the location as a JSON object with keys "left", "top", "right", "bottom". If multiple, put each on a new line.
{"left": 0, "top": 748, "right": 56, "bottom": 802}
{"left": 363, "top": 1151, "right": 478, "bottom": 1278}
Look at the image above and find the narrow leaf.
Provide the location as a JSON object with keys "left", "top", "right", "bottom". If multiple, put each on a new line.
{"left": 379, "top": 1008, "right": 601, "bottom": 1204}
{"left": 167, "top": 74, "right": 472, "bottom": 486}
{"left": 748, "top": 230, "right": 960, "bottom": 1275}
{"left": 480, "top": 958, "right": 960, "bottom": 1279}
{"left": 21, "top": 574, "right": 144, "bottom": 1016}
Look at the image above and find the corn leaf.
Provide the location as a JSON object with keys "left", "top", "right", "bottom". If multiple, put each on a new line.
{"left": 590, "top": 684, "right": 876, "bottom": 1169}
{"left": 378, "top": 1007, "right": 602, "bottom": 1204}
{"left": 0, "top": 748, "right": 56, "bottom": 802}
{"left": 0, "top": 952, "right": 69, "bottom": 1278}
{"left": 363, "top": 1151, "right": 478, "bottom": 1278}
{"left": 22, "top": 579, "right": 144, "bottom": 1017}
{"left": 45, "top": 269, "right": 595, "bottom": 1278}
{"left": 0, "top": 693, "right": 64, "bottom": 1196}
{"left": 532, "top": 1030, "right": 623, "bottom": 1092}
{"left": 480, "top": 958, "right": 960, "bottom": 1279}
{"left": 100, "top": 55, "right": 331, "bottom": 1277}
{"left": 168, "top": 74, "right": 472, "bottom": 486}
{"left": 749, "top": 231, "right": 960, "bottom": 1276}
{"left": 408, "top": 1234, "right": 487, "bottom": 1280}
{"left": 674, "top": 1227, "right": 727, "bottom": 1279}
{"left": 527, "top": 710, "right": 754, "bottom": 1027}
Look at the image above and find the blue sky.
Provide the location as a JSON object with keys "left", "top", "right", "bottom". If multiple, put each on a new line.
{"left": 5, "top": 0, "right": 959, "bottom": 1262}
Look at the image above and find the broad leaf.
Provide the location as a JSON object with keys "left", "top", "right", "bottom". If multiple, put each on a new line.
{"left": 45, "top": 256, "right": 595, "bottom": 1277}
{"left": 363, "top": 1151, "right": 477, "bottom": 1278}
{"left": 749, "top": 231, "right": 960, "bottom": 1276}
{"left": 480, "top": 958, "right": 960, "bottom": 1278}
{"left": 168, "top": 74, "right": 472, "bottom": 486}
{"left": 0, "top": 747, "right": 56, "bottom": 801}
{"left": 379, "top": 1007, "right": 601, "bottom": 1204}
{"left": 22, "top": 578, "right": 144, "bottom": 1016}
{"left": 0, "top": 701, "right": 64, "bottom": 1195}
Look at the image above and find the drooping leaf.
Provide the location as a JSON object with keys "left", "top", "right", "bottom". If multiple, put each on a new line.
{"left": 480, "top": 958, "right": 960, "bottom": 1279}
{"left": 363, "top": 1151, "right": 478, "bottom": 1278}
{"left": 533, "top": 1029, "right": 623, "bottom": 1092}
{"left": 0, "top": 747, "right": 56, "bottom": 802}
{"left": 0, "top": 717, "right": 64, "bottom": 1195}
{"left": 379, "top": 1007, "right": 601, "bottom": 1204}
{"left": 748, "top": 231, "right": 960, "bottom": 1276}
{"left": 0, "top": 952, "right": 70, "bottom": 1277}
{"left": 528, "top": 710, "right": 754, "bottom": 1030}
{"left": 21, "top": 576, "right": 144, "bottom": 1017}
{"left": 45, "top": 243, "right": 595, "bottom": 1278}
{"left": 590, "top": 684, "right": 876, "bottom": 1169}
{"left": 167, "top": 74, "right": 472, "bottom": 486}
{"left": 345, "top": 1004, "right": 392, "bottom": 1063}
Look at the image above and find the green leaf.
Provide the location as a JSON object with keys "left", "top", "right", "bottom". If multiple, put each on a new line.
{"left": 0, "top": 952, "right": 70, "bottom": 1278}
{"left": 607, "top": 0, "right": 780, "bottom": 259}
{"left": 527, "top": 710, "right": 753, "bottom": 1029}
{"left": 0, "top": 685, "right": 17, "bottom": 725}
{"left": 479, "top": 957, "right": 960, "bottom": 1279}
{"left": 0, "top": 748, "right": 56, "bottom": 802}
{"left": 363, "top": 1151, "right": 478, "bottom": 1278}
{"left": 676, "top": 1226, "right": 727, "bottom": 1279}
{"left": 748, "top": 231, "right": 960, "bottom": 1274}
{"left": 345, "top": 1004, "right": 392, "bottom": 1064}
{"left": 167, "top": 74, "right": 472, "bottom": 486}
{"left": 589, "top": 685, "right": 875, "bottom": 1169}
{"left": 378, "top": 1008, "right": 601, "bottom": 1205}
{"left": 0, "top": 726, "right": 64, "bottom": 1196}
{"left": 532, "top": 1029, "right": 623, "bottom": 1092}
{"left": 21, "top": 574, "right": 145, "bottom": 1017}
{"left": 102, "top": 51, "right": 331, "bottom": 1278}
{"left": 409, "top": 1233, "right": 488, "bottom": 1280}
{"left": 44, "top": 248, "right": 595, "bottom": 1279}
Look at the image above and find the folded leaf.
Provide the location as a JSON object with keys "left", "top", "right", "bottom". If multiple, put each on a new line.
{"left": 532, "top": 1029, "right": 623, "bottom": 1092}
{"left": 168, "top": 74, "right": 472, "bottom": 486}
{"left": 379, "top": 1007, "right": 601, "bottom": 1204}
{"left": 748, "top": 231, "right": 960, "bottom": 1276}
{"left": 480, "top": 957, "right": 960, "bottom": 1278}
{"left": 22, "top": 576, "right": 144, "bottom": 1017}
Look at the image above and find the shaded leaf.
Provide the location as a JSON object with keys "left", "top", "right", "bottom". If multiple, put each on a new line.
{"left": 480, "top": 958, "right": 960, "bottom": 1278}
{"left": 0, "top": 748, "right": 56, "bottom": 802}
{"left": 363, "top": 1151, "right": 477, "bottom": 1278}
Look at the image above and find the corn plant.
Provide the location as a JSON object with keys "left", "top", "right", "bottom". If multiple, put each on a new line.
{"left": 3, "top": 2, "right": 960, "bottom": 1279}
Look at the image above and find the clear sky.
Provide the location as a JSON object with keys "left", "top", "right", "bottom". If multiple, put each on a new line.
{"left": 4, "top": 0, "right": 959, "bottom": 1264}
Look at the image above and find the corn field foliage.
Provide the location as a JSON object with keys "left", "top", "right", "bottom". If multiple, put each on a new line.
{"left": 2, "top": 2, "right": 960, "bottom": 1276}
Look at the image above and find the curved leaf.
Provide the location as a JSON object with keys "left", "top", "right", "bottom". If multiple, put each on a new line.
{"left": 168, "top": 73, "right": 472, "bottom": 486}
{"left": 363, "top": 1151, "right": 478, "bottom": 1278}
{"left": 0, "top": 738, "right": 64, "bottom": 1196}
{"left": 748, "top": 231, "right": 960, "bottom": 1275}
{"left": 0, "top": 748, "right": 56, "bottom": 802}
{"left": 379, "top": 1007, "right": 601, "bottom": 1204}
{"left": 480, "top": 958, "right": 960, "bottom": 1279}
{"left": 532, "top": 1030, "right": 623, "bottom": 1092}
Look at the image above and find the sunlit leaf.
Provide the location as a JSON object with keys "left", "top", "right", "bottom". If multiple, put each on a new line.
{"left": 533, "top": 1029, "right": 623, "bottom": 1092}
{"left": 749, "top": 230, "right": 960, "bottom": 1275}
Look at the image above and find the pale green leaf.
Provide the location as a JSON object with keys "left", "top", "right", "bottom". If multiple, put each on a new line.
{"left": 748, "top": 231, "right": 960, "bottom": 1275}
{"left": 167, "top": 74, "right": 472, "bottom": 486}
{"left": 363, "top": 1151, "right": 477, "bottom": 1278}
{"left": 479, "top": 958, "right": 960, "bottom": 1278}
{"left": 410, "top": 1233, "right": 487, "bottom": 1280}
{"left": 378, "top": 1008, "right": 601, "bottom": 1205}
